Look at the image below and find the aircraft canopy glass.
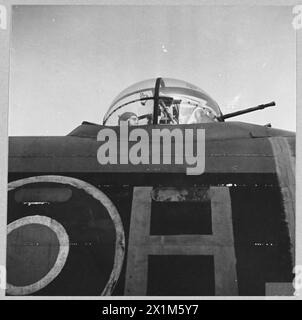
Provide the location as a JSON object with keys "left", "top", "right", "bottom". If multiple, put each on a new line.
{"left": 103, "top": 78, "right": 222, "bottom": 126}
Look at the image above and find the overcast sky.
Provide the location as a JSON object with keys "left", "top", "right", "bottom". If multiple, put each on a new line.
{"left": 9, "top": 5, "right": 296, "bottom": 135}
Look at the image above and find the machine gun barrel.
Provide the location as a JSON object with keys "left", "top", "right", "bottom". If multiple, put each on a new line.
{"left": 218, "top": 101, "right": 276, "bottom": 121}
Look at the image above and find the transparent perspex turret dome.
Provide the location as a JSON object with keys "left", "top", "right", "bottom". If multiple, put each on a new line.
{"left": 102, "top": 78, "right": 222, "bottom": 126}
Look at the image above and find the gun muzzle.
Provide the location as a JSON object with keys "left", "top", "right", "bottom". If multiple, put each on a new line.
{"left": 218, "top": 101, "right": 276, "bottom": 121}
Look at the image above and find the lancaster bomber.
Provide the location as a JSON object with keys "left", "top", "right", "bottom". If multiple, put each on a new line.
{"left": 7, "top": 77, "right": 295, "bottom": 296}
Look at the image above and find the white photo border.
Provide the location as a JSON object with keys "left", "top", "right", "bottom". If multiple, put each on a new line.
{"left": 0, "top": 0, "right": 301, "bottom": 300}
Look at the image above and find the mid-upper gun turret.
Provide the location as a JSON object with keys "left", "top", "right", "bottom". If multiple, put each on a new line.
{"left": 103, "top": 77, "right": 275, "bottom": 127}
{"left": 102, "top": 77, "right": 222, "bottom": 126}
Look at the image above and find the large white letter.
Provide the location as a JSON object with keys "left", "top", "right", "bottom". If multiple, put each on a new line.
{"left": 125, "top": 187, "right": 238, "bottom": 295}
